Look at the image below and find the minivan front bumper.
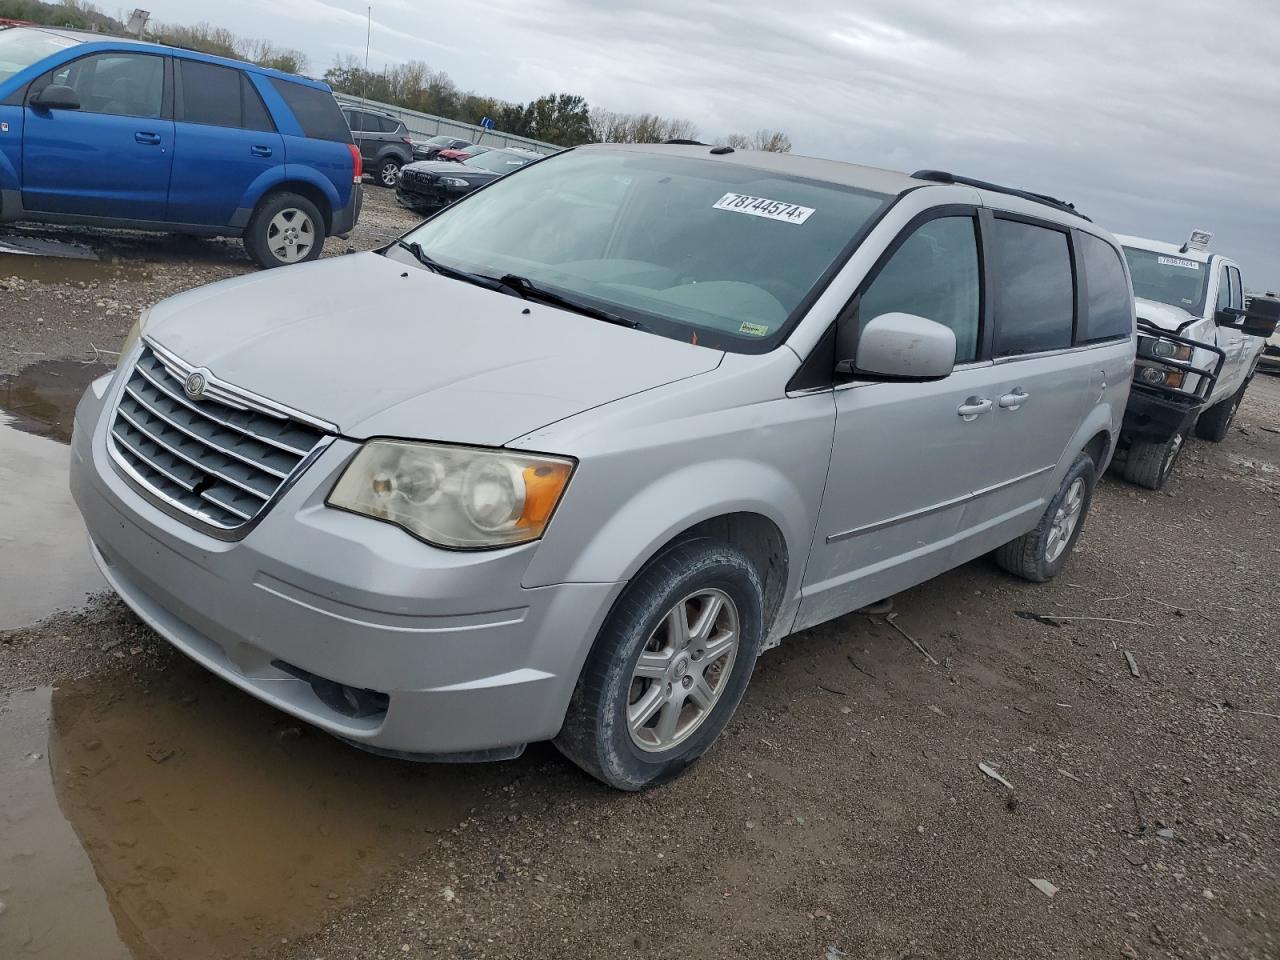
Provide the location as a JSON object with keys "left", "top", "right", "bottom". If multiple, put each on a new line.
{"left": 70, "top": 373, "right": 623, "bottom": 758}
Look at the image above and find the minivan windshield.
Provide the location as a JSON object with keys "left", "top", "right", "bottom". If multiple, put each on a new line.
{"left": 1123, "top": 246, "right": 1211, "bottom": 316}
{"left": 0, "top": 28, "right": 78, "bottom": 84}
{"left": 396, "top": 149, "right": 892, "bottom": 350}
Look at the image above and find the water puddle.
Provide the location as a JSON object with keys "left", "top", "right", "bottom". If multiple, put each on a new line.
{"left": 0, "top": 360, "right": 109, "bottom": 443}
{"left": 1, "top": 666, "right": 491, "bottom": 959}
{"left": 0, "top": 235, "right": 98, "bottom": 260}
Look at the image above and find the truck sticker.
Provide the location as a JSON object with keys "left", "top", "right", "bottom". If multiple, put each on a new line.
{"left": 739, "top": 321, "right": 770, "bottom": 336}
{"left": 713, "top": 193, "right": 815, "bottom": 225}
{"left": 1157, "top": 255, "right": 1201, "bottom": 271}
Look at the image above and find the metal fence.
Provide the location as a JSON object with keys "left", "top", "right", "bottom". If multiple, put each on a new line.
{"left": 333, "top": 93, "right": 560, "bottom": 156}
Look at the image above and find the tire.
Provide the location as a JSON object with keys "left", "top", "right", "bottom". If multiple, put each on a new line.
{"left": 375, "top": 158, "right": 402, "bottom": 188}
{"left": 554, "top": 540, "right": 765, "bottom": 791}
{"left": 1121, "top": 433, "right": 1185, "bottom": 490}
{"left": 994, "top": 453, "right": 1096, "bottom": 583}
{"left": 1194, "top": 381, "right": 1247, "bottom": 442}
{"left": 243, "top": 192, "right": 326, "bottom": 269}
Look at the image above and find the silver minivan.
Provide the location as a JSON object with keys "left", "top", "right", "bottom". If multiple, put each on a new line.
{"left": 71, "top": 145, "right": 1135, "bottom": 789}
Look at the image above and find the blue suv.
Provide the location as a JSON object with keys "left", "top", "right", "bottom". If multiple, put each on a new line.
{"left": 0, "top": 27, "right": 362, "bottom": 268}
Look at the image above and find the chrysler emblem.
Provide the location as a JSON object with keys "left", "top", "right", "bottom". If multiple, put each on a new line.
{"left": 184, "top": 371, "right": 207, "bottom": 400}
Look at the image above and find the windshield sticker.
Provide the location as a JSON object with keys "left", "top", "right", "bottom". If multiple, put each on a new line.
{"left": 1157, "top": 255, "right": 1201, "bottom": 271}
{"left": 713, "top": 193, "right": 815, "bottom": 225}
{"left": 739, "top": 321, "right": 770, "bottom": 336}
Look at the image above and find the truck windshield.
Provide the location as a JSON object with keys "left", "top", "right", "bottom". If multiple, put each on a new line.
{"left": 1122, "top": 246, "right": 1211, "bottom": 316}
{"left": 395, "top": 149, "right": 892, "bottom": 352}
{"left": 0, "top": 28, "right": 78, "bottom": 84}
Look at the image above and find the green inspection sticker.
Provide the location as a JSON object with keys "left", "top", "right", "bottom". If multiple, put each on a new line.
{"left": 739, "top": 321, "right": 770, "bottom": 336}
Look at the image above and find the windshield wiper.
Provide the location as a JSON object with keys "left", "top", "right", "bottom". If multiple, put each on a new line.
{"left": 490, "top": 273, "right": 641, "bottom": 329}
{"left": 394, "top": 240, "right": 502, "bottom": 292}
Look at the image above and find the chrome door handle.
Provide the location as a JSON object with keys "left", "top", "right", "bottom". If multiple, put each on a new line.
{"left": 957, "top": 397, "right": 992, "bottom": 420}
{"left": 998, "top": 389, "right": 1030, "bottom": 410}
{"left": 134, "top": 131, "right": 162, "bottom": 145}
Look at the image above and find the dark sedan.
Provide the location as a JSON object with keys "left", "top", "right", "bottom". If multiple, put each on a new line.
{"left": 410, "top": 135, "right": 473, "bottom": 162}
{"left": 395, "top": 149, "right": 538, "bottom": 213}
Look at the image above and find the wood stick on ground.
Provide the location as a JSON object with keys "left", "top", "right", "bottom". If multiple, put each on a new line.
{"left": 1124, "top": 651, "right": 1140, "bottom": 678}
{"left": 884, "top": 614, "right": 939, "bottom": 666}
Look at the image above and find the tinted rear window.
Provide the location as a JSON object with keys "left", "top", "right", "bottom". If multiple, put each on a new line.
{"left": 179, "top": 60, "right": 241, "bottom": 127}
{"left": 268, "top": 78, "right": 350, "bottom": 142}
{"left": 241, "top": 75, "right": 275, "bottom": 132}
{"left": 1078, "top": 233, "right": 1132, "bottom": 342}
{"left": 991, "top": 219, "right": 1075, "bottom": 357}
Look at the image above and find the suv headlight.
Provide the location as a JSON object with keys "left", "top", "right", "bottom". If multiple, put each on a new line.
{"left": 327, "top": 440, "right": 574, "bottom": 549}
{"left": 117, "top": 307, "right": 153, "bottom": 369}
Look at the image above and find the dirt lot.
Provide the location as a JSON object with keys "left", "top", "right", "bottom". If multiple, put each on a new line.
{"left": 2, "top": 191, "right": 1278, "bottom": 960}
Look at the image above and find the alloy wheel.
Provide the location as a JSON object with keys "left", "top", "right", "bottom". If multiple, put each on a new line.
{"left": 1044, "top": 477, "right": 1085, "bottom": 563}
{"left": 266, "top": 208, "right": 315, "bottom": 264}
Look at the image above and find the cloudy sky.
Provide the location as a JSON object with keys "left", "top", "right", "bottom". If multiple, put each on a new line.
{"left": 156, "top": 0, "right": 1279, "bottom": 288}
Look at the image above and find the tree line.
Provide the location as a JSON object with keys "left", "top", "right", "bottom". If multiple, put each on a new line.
{"left": 5, "top": 3, "right": 791, "bottom": 151}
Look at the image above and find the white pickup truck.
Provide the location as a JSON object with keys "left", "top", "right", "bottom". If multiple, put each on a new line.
{"left": 1112, "top": 231, "right": 1277, "bottom": 488}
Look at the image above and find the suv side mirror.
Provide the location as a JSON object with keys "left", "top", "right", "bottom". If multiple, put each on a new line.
{"left": 31, "top": 84, "right": 81, "bottom": 111}
{"left": 1217, "top": 297, "right": 1280, "bottom": 339}
{"left": 838, "top": 312, "right": 956, "bottom": 381}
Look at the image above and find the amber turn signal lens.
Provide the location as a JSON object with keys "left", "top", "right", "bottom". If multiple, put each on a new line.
{"left": 518, "top": 462, "right": 573, "bottom": 530}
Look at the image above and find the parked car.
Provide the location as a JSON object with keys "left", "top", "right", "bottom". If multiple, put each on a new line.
{"left": 341, "top": 105, "right": 413, "bottom": 188}
{"left": 437, "top": 143, "right": 491, "bottom": 163}
{"left": 0, "top": 26, "right": 361, "bottom": 268}
{"left": 395, "top": 147, "right": 537, "bottom": 213}
{"left": 1256, "top": 292, "right": 1280, "bottom": 374}
{"left": 411, "top": 134, "right": 472, "bottom": 162}
{"left": 71, "top": 145, "right": 1133, "bottom": 790}
{"left": 1111, "top": 233, "right": 1274, "bottom": 488}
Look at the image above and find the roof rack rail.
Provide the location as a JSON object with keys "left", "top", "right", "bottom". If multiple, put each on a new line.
{"left": 663, "top": 138, "right": 707, "bottom": 146}
{"left": 910, "top": 169, "right": 1091, "bottom": 222}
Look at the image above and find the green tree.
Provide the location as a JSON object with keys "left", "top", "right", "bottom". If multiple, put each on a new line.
{"left": 519, "top": 93, "right": 594, "bottom": 146}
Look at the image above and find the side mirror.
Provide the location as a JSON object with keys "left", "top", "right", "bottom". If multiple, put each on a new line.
{"left": 31, "top": 84, "right": 81, "bottom": 111}
{"left": 839, "top": 312, "right": 956, "bottom": 381}
{"left": 1241, "top": 295, "right": 1280, "bottom": 339}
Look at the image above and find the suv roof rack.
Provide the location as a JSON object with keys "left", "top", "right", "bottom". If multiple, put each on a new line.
{"left": 910, "top": 169, "right": 1091, "bottom": 223}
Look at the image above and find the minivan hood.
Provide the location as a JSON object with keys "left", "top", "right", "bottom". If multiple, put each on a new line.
{"left": 145, "top": 252, "right": 722, "bottom": 444}
{"left": 1135, "top": 298, "right": 1197, "bottom": 333}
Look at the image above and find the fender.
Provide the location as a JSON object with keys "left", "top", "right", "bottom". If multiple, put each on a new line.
{"left": 226, "top": 165, "right": 289, "bottom": 228}
{"left": 276, "top": 165, "right": 341, "bottom": 214}
{"left": 1057, "top": 399, "right": 1120, "bottom": 481}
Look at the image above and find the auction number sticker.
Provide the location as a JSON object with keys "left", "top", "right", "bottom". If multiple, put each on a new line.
{"left": 713, "top": 192, "right": 815, "bottom": 224}
{"left": 1157, "top": 255, "right": 1200, "bottom": 271}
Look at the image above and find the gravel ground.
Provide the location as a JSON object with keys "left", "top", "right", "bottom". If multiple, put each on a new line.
{"left": 1, "top": 198, "right": 1278, "bottom": 959}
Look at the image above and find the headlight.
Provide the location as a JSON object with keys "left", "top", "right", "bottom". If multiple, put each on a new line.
{"left": 439, "top": 177, "right": 469, "bottom": 187}
{"left": 1138, "top": 335, "right": 1192, "bottom": 362}
{"left": 1136, "top": 362, "right": 1185, "bottom": 390}
{"left": 327, "top": 440, "right": 574, "bottom": 549}
{"left": 117, "top": 307, "right": 152, "bottom": 369}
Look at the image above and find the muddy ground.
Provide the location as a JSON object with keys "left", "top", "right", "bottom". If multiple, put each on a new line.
{"left": 1, "top": 189, "right": 1279, "bottom": 960}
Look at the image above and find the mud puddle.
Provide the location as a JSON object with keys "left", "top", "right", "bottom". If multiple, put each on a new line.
{"left": 1, "top": 664, "right": 492, "bottom": 959}
{"left": 1, "top": 229, "right": 246, "bottom": 285}
{"left": 1, "top": 360, "right": 109, "bottom": 443}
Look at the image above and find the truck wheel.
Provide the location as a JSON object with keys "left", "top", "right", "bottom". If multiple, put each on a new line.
{"left": 243, "top": 192, "right": 326, "bottom": 269}
{"left": 376, "top": 158, "right": 402, "bottom": 188}
{"left": 1194, "top": 382, "right": 1247, "bottom": 442}
{"left": 554, "top": 541, "right": 765, "bottom": 791}
{"left": 1121, "top": 433, "right": 1185, "bottom": 490}
{"left": 994, "top": 453, "right": 1096, "bottom": 583}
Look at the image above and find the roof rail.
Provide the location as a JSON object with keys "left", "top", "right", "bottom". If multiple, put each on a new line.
{"left": 663, "top": 138, "right": 707, "bottom": 146}
{"left": 910, "top": 169, "right": 1091, "bottom": 222}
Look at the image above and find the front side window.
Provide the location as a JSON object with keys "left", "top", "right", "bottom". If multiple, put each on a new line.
{"left": 1123, "top": 246, "right": 1210, "bottom": 315}
{"left": 1215, "top": 264, "right": 1232, "bottom": 313}
{"left": 48, "top": 52, "right": 163, "bottom": 119}
{"left": 0, "top": 28, "right": 78, "bottom": 85}
{"left": 1228, "top": 266, "right": 1243, "bottom": 309}
{"left": 857, "top": 216, "right": 981, "bottom": 363}
{"left": 1078, "top": 232, "right": 1133, "bottom": 342}
{"left": 397, "top": 149, "right": 892, "bottom": 351}
{"left": 991, "top": 218, "right": 1074, "bottom": 357}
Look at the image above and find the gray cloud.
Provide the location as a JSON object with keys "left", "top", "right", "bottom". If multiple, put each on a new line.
{"left": 156, "top": 0, "right": 1280, "bottom": 286}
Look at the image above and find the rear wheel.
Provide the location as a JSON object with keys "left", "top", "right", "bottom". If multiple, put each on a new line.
{"left": 1121, "top": 432, "right": 1184, "bottom": 490}
{"left": 995, "top": 453, "right": 1096, "bottom": 582}
{"left": 1194, "top": 381, "right": 1247, "bottom": 442}
{"left": 554, "top": 541, "right": 764, "bottom": 791}
{"left": 243, "top": 192, "right": 326, "bottom": 269}
{"left": 376, "top": 158, "right": 402, "bottom": 188}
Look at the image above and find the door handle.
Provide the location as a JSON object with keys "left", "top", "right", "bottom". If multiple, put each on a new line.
{"left": 250, "top": 145, "right": 273, "bottom": 158}
{"left": 998, "top": 389, "right": 1030, "bottom": 410}
{"left": 134, "top": 131, "right": 162, "bottom": 145}
{"left": 957, "top": 397, "right": 992, "bottom": 420}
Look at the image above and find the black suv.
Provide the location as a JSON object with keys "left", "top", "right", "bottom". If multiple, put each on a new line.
{"left": 342, "top": 106, "right": 414, "bottom": 188}
{"left": 412, "top": 135, "right": 473, "bottom": 162}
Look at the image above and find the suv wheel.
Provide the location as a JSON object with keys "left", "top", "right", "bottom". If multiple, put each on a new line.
{"left": 244, "top": 192, "right": 326, "bottom": 269}
{"left": 1194, "top": 381, "right": 1247, "bottom": 442}
{"left": 554, "top": 541, "right": 765, "bottom": 791}
{"left": 994, "top": 453, "right": 1096, "bottom": 582}
{"left": 376, "top": 158, "right": 402, "bottom": 188}
{"left": 1122, "top": 432, "right": 1185, "bottom": 490}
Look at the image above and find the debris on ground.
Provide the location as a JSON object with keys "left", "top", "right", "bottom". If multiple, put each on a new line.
{"left": 884, "top": 613, "right": 939, "bottom": 665}
{"left": 977, "top": 762, "right": 1014, "bottom": 791}
{"left": 1028, "top": 878, "right": 1059, "bottom": 898}
{"left": 1124, "top": 651, "right": 1140, "bottom": 677}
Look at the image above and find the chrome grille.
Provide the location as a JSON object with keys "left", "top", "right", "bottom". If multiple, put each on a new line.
{"left": 109, "top": 345, "right": 330, "bottom": 532}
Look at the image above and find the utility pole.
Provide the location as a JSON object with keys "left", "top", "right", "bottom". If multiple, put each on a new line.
{"left": 361, "top": 6, "right": 372, "bottom": 107}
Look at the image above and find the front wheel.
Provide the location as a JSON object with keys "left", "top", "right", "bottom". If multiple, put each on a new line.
{"left": 1194, "top": 381, "right": 1246, "bottom": 442}
{"left": 994, "top": 453, "right": 1096, "bottom": 582}
{"left": 1122, "top": 432, "right": 1185, "bottom": 490}
{"left": 554, "top": 541, "right": 765, "bottom": 791}
{"left": 376, "top": 158, "right": 402, "bottom": 188}
{"left": 243, "top": 192, "right": 326, "bottom": 269}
